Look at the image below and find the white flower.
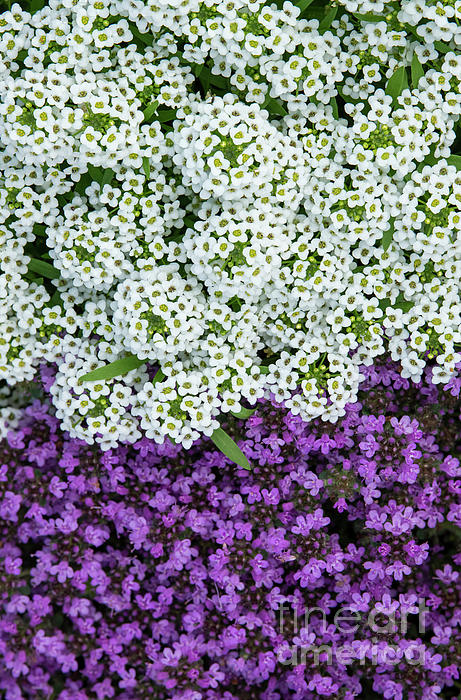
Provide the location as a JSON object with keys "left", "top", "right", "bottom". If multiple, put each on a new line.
{"left": 0, "top": 0, "right": 460, "bottom": 447}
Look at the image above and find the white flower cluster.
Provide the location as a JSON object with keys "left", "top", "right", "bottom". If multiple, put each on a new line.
{"left": 0, "top": 0, "right": 460, "bottom": 449}
{"left": 398, "top": 1, "right": 461, "bottom": 47}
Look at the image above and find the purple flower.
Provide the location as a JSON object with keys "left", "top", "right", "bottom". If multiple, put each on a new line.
{"left": 364, "top": 560, "right": 386, "bottom": 580}
{"left": 50, "top": 561, "right": 74, "bottom": 583}
{"left": 0, "top": 358, "right": 459, "bottom": 698}
{"left": 385, "top": 560, "right": 411, "bottom": 581}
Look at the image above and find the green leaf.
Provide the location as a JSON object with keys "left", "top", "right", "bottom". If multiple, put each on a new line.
{"left": 395, "top": 299, "right": 413, "bottom": 313}
{"left": 75, "top": 171, "right": 92, "bottom": 196}
{"left": 353, "top": 13, "right": 385, "bottom": 22}
{"left": 385, "top": 66, "right": 408, "bottom": 105}
{"left": 319, "top": 5, "right": 338, "bottom": 31}
{"left": 25, "top": 271, "right": 44, "bottom": 285}
{"left": 87, "top": 165, "right": 116, "bottom": 186}
{"left": 379, "top": 294, "right": 413, "bottom": 314}
{"left": 230, "top": 407, "right": 257, "bottom": 419}
{"left": 447, "top": 155, "right": 461, "bottom": 169}
{"left": 411, "top": 54, "right": 424, "bottom": 88}
{"left": 33, "top": 224, "right": 46, "bottom": 237}
{"left": 330, "top": 96, "right": 339, "bottom": 120}
{"left": 404, "top": 24, "right": 421, "bottom": 42}
{"left": 296, "top": 0, "right": 316, "bottom": 14}
{"left": 209, "top": 73, "right": 230, "bottom": 90}
{"left": 30, "top": 0, "right": 45, "bottom": 12}
{"left": 337, "top": 86, "right": 360, "bottom": 104}
{"left": 87, "top": 164, "right": 103, "bottom": 182}
{"left": 143, "top": 100, "right": 159, "bottom": 123}
{"left": 129, "top": 24, "right": 154, "bottom": 46}
{"left": 378, "top": 298, "right": 391, "bottom": 312}
{"left": 50, "top": 289, "right": 62, "bottom": 306}
{"left": 101, "top": 168, "right": 115, "bottom": 187}
{"left": 152, "top": 368, "right": 165, "bottom": 384}
{"left": 381, "top": 218, "right": 395, "bottom": 251}
{"left": 210, "top": 427, "right": 251, "bottom": 470}
{"left": 29, "top": 383, "right": 43, "bottom": 399}
{"left": 258, "top": 365, "right": 270, "bottom": 374}
{"left": 80, "top": 355, "right": 146, "bottom": 382}
{"left": 394, "top": 293, "right": 413, "bottom": 312}
{"left": 28, "top": 258, "right": 60, "bottom": 280}
{"left": 262, "top": 97, "right": 288, "bottom": 116}
{"left": 142, "top": 156, "right": 150, "bottom": 179}
{"left": 434, "top": 40, "right": 453, "bottom": 54}
{"left": 156, "top": 109, "right": 177, "bottom": 123}
{"left": 417, "top": 145, "right": 437, "bottom": 171}
{"left": 199, "top": 68, "right": 210, "bottom": 93}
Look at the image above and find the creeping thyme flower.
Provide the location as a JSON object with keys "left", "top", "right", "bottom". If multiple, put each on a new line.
{"left": 0, "top": 360, "right": 460, "bottom": 698}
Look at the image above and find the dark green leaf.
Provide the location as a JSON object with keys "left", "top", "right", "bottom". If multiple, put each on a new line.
{"left": 353, "top": 13, "right": 385, "bottom": 22}
{"left": 199, "top": 68, "right": 210, "bottom": 92}
{"left": 28, "top": 258, "right": 60, "bottom": 280}
{"left": 379, "top": 294, "right": 413, "bottom": 314}
{"left": 192, "top": 64, "right": 204, "bottom": 78}
{"left": 209, "top": 73, "right": 229, "bottom": 90}
{"left": 152, "top": 368, "right": 165, "bottom": 384}
{"left": 447, "top": 155, "right": 461, "bottom": 169}
{"left": 296, "top": 0, "right": 316, "bottom": 14}
{"left": 87, "top": 165, "right": 99, "bottom": 181}
{"left": 337, "top": 86, "right": 360, "bottom": 104}
{"left": 434, "top": 40, "right": 453, "bottom": 54}
{"left": 230, "top": 407, "right": 257, "bottom": 419}
{"left": 29, "top": 384, "right": 43, "bottom": 399}
{"left": 80, "top": 355, "right": 146, "bottom": 382}
{"left": 411, "top": 54, "right": 424, "bottom": 88}
{"left": 156, "top": 109, "right": 177, "bottom": 123}
{"left": 142, "top": 156, "right": 150, "bottom": 179}
{"left": 394, "top": 293, "right": 413, "bottom": 312}
{"left": 395, "top": 301, "right": 413, "bottom": 313}
{"left": 25, "top": 273, "right": 44, "bottom": 285}
{"left": 30, "top": 0, "right": 45, "bottom": 12}
{"left": 262, "top": 97, "right": 288, "bottom": 116}
{"left": 385, "top": 66, "right": 408, "bottom": 104}
{"left": 417, "top": 145, "right": 437, "bottom": 171}
{"left": 381, "top": 218, "right": 394, "bottom": 251}
{"left": 319, "top": 5, "right": 338, "bottom": 31}
{"left": 50, "top": 289, "right": 62, "bottom": 306}
{"left": 33, "top": 224, "right": 46, "bottom": 237}
{"left": 210, "top": 427, "right": 251, "bottom": 470}
{"left": 404, "top": 24, "right": 421, "bottom": 42}
{"left": 74, "top": 171, "right": 93, "bottom": 196}
{"left": 143, "top": 100, "right": 159, "bottom": 123}
{"left": 101, "top": 168, "right": 115, "bottom": 187}
{"left": 330, "top": 96, "right": 339, "bottom": 120}
{"left": 129, "top": 24, "right": 154, "bottom": 45}
{"left": 87, "top": 165, "right": 113, "bottom": 185}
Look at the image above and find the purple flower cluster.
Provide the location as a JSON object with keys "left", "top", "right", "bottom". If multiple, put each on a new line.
{"left": 0, "top": 361, "right": 460, "bottom": 699}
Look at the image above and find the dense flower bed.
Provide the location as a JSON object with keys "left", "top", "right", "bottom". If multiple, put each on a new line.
{"left": 0, "top": 0, "right": 461, "bottom": 449}
{"left": 0, "top": 360, "right": 459, "bottom": 699}
{"left": 0, "top": 1, "right": 460, "bottom": 697}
